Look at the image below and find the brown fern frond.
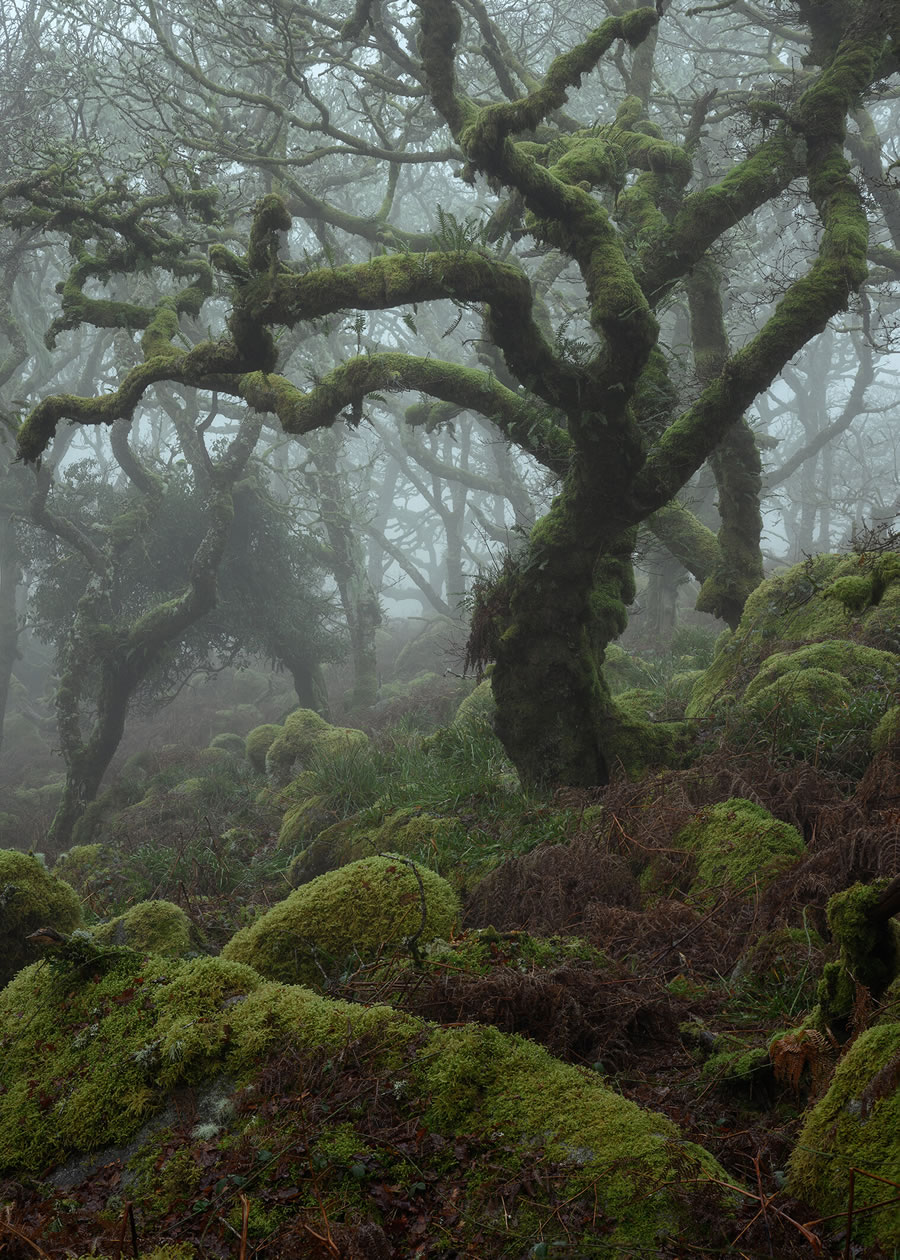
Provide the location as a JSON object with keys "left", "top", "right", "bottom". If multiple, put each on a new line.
{"left": 770, "top": 1029, "right": 835, "bottom": 1098}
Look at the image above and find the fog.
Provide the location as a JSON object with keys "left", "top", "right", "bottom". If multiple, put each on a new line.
{"left": 1, "top": 0, "right": 898, "bottom": 842}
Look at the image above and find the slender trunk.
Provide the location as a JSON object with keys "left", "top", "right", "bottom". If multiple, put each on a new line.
{"left": 0, "top": 512, "right": 21, "bottom": 758}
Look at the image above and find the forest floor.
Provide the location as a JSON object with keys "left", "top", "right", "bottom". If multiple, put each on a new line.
{"left": 2, "top": 724, "right": 900, "bottom": 1259}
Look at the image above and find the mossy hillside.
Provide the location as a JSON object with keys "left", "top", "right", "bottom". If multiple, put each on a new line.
{"left": 675, "top": 798, "right": 804, "bottom": 898}
{"left": 264, "top": 708, "right": 369, "bottom": 784}
{"left": 0, "top": 948, "right": 736, "bottom": 1251}
{"left": 0, "top": 849, "right": 83, "bottom": 987}
{"left": 221, "top": 855, "right": 459, "bottom": 985}
{"left": 92, "top": 900, "right": 201, "bottom": 957}
{"left": 687, "top": 552, "right": 900, "bottom": 720}
{"left": 787, "top": 1021, "right": 900, "bottom": 1248}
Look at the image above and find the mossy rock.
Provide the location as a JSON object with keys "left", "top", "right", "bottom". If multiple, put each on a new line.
{"left": 687, "top": 553, "right": 900, "bottom": 722}
{"left": 613, "top": 686, "right": 665, "bottom": 722}
{"left": 0, "top": 850, "right": 83, "bottom": 987}
{"left": 675, "top": 798, "right": 804, "bottom": 898}
{"left": 872, "top": 704, "right": 900, "bottom": 753}
{"left": 208, "top": 732, "right": 246, "bottom": 757}
{"left": 787, "top": 1021, "right": 900, "bottom": 1248}
{"left": 287, "top": 816, "right": 377, "bottom": 886}
{"left": 287, "top": 808, "right": 468, "bottom": 886}
{"left": 451, "top": 677, "right": 495, "bottom": 728}
{"left": 244, "top": 723, "right": 282, "bottom": 774}
{"left": 53, "top": 844, "right": 108, "bottom": 896}
{"left": 816, "top": 881, "right": 900, "bottom": 1028}
{"left": 93, "top": 900, "right": 201, "bottom": 957}
{"left": 265, "top": 709, "right": 368, "bottom": 785}
{"left": 0, "top": 949, "right": 735, "bottom": 1250}
{"left": 277, "top": 795, "right": 340, "bottom": 851}
{"left": 222, "top": 855, "right": 459, "bottom": 986}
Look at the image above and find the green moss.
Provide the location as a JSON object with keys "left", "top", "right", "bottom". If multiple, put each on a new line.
{"left": 265, "top": 709, "right": 368, "bottom": 784}
{"left": 0, "top": 849, "right": 83, "bottom": 987}
{"left": 699, "top": 1045, "right": 772, "bottom": 1096}
{"left": 613, "top": 686, "right": 665, "bottom": 721}
{"left": 244, "top": 723, "right": 282, "bottom": 774}
{"left": 675, "top": 798, "right": 804, "bottom": 898}
{"left": 423, "top": 927, "right": 608, "bottom": 976}
{"left": 687, "top": 554, "right": 900, "bottom": 721}
{"left": 451, "top": 677, "right": 495, "bottom": 727}
{"left": 825, "top": 573, "right": 874, "bottom": 613}
{"left": 816, "top": 882, "right": 900, "bottom": 1028}
{"left": 413, "top": 1020, "right": 729, "bottom": 1248}
{"left": 221, "top": 855, "right": 459, "bottom": 986}
{"left": 872, "top": 704, "right": 900, "bottom": 753}
{"left": 277, "top": 795, "right": 339, "bottom": 852}
{"left": 209, "top": 732, "right": 247, "bottom": 756}
{"left": 787, "top": 1021, "right": 900, "bottom": 1248}
{"left": 53, "top": 844, "right": 107, "bottom": 895}
{"left": 93, "top": 900, "right": 200, "bottom": 957}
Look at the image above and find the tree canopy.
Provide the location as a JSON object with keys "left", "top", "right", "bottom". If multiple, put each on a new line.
{"left": 1, "top": 0, "right": 899, "bottom": 816}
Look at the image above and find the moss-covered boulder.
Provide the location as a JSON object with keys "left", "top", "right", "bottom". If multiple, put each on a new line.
{"left": 816, "top": 881, "right": 900, "bottom": 1030}
{"left": 244, "top": 722, "right": 282, "bottom": 774}
{"left": 53, "top": 843, "right": 110, "bottom": 897}
{"left": 92, "top": 900, "right": 200, "bottom": 957}
{"left": 687, "top": 554, "right": 900, "bottom": 736}
{"left": 872, "top": 704, "right": 900, "bottom": 753}
{"left": 451, "top": 676, "right": 495, "bottom": 728}
{"left": 787, "top": 1021, "right": 900, "bottom": 1248}
{"left": 0, "top": 850, "right": 83, "bottom": 987}
{"left": 264, "top": 709, "right": 369, "bottom": 784}
{"left": 277, "top": 794, "right": 340, "bottom": 851}
{"left": 208, "top": 732, "right": 246, "bottom": 757}
{"left": 222, "top": 855, "right": 458, "bottom": 985}
{"left": 0, "top": 946, "right": 735, "bottom": 1252}
{"left": 286, "top": 807, "right": 468, "bottom": 886}
{"left": 675, "top": 798, "right": 804, "bottom": 898}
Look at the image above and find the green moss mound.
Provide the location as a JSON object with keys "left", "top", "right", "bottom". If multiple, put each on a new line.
{"left": 265, "top": 709, "right": 368, "bottom": 784}
{"left": 0, "top": 946, "right": 735, "bottom": 1251}
{"left": 244, "top": 722, "right": 282, "bottom": 774}
{"left": 675, "top": 798, "right": 804, "bottom": 897}
{"left": 816, "top": 882, "right": 900, "bottom": 1028}
{"left": 0, "top": 849, "right": 83, "bottom": 987}
{"left": 286, "top": 807, "right": 466, "bottom": 885}
{"left": 221, "top": 855, "right": 459, "bottom": 985}
{"left": 687, "top": 553, "right": 900, "bottom": 728}
{"left": 872, "top": 704, "right": 900, "bottom": 752}
{"left": 93, "top": 900, "right": 200, "bottom": 957}
{"left": 53, "top": 843, "right": 110, "bottom": 897}
{"left": 208, "top": 732, "right": 246, "bottom": 757}
{"left": 451, "top": 676, "right": 495, "bottom": 728}
{"left": 787, "top": 1021, "right": 900, "bottom": 1248}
